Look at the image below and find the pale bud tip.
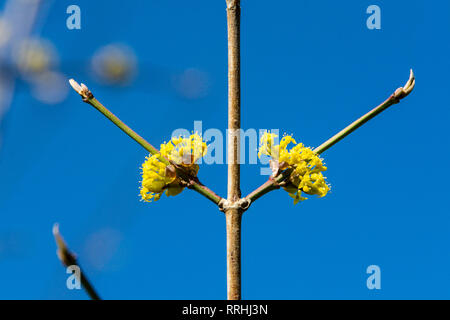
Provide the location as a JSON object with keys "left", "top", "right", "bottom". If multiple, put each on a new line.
{"left": 52, "top": 223, "right": 59, "bottom": 236}
{"left": 394, "top": 69, "right": 416, "bottom": 100}
{"left": 68, "top": 79, "right": 82, "bottom": 94}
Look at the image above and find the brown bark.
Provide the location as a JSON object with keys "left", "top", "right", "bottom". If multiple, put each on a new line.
{"left": 225, "top": 0, "right": 242, "bottom": 300}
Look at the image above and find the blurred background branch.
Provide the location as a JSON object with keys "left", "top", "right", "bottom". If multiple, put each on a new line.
{"left": 0, "top": 0, "right": 46, "bottom": 148}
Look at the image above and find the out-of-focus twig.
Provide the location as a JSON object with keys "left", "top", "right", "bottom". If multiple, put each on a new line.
{"left": 52, "top": 223, "right": 101, "bottom": 300}
{"left": 245, "top": 69, "right": 416, "bottom": 204}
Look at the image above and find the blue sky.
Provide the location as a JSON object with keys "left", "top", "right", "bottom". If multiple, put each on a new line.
{"left": 0, "top": 0, "right": 449, "bottom": 299}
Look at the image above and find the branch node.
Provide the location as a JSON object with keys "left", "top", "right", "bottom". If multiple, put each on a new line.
{"left": 219, "top": 198, "right": 251, "bottom": 212}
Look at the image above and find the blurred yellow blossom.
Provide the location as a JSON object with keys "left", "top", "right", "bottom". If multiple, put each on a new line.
{"left": 140, "top": 134, "right": 207, "bottom": 202}
{"left": 259, "top": 131, "right": 330, "bottom": 204}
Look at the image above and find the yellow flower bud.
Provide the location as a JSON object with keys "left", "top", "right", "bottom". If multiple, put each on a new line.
{"left": 259, "top": 131, "right": 330, "bottom": 204}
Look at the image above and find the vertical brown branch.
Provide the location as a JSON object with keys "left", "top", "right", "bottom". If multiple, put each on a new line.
{"left": 225, "top": 0, "right": 242, "bottom": 300}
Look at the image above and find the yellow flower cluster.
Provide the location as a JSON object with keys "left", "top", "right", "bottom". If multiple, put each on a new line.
{"left": 140, "top": 134, "right": 207, "bottom": 202}
{"left": 258, "top": 132, "right": 330, "bottom": 204}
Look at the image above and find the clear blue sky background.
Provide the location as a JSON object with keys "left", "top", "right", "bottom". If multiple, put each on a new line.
{"left": 0, "top": 0, "right": 449, "bottom": 299}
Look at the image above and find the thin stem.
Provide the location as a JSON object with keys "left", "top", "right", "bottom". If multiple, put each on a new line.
{"left": 314, "top": 69, "right": 414, "bottom": 155}
{"left": 245, "top": 179, "right": 278, "bottom": 203}
{"left": 189, "top": 178, "right": 223, "bottom": 204}
{"left": 245, "top": 170, "right": 292, "bottom": 203}
{"left": 68, "top": 80, "right": 223, "bottom": 205}
{"left": 53, "top": 224, "right": 101, "bottom": 300}
{"left": 87, "top": 97, "right": 161, "bottom": 158}
{"left": 314, "top": 96, "right": 395, "bottom": 154}
{"left": 245, "top": 70, "right": 415, "bottom": 204}
{"left": 225, "top": 0, "right": 242, "bottom": 300}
